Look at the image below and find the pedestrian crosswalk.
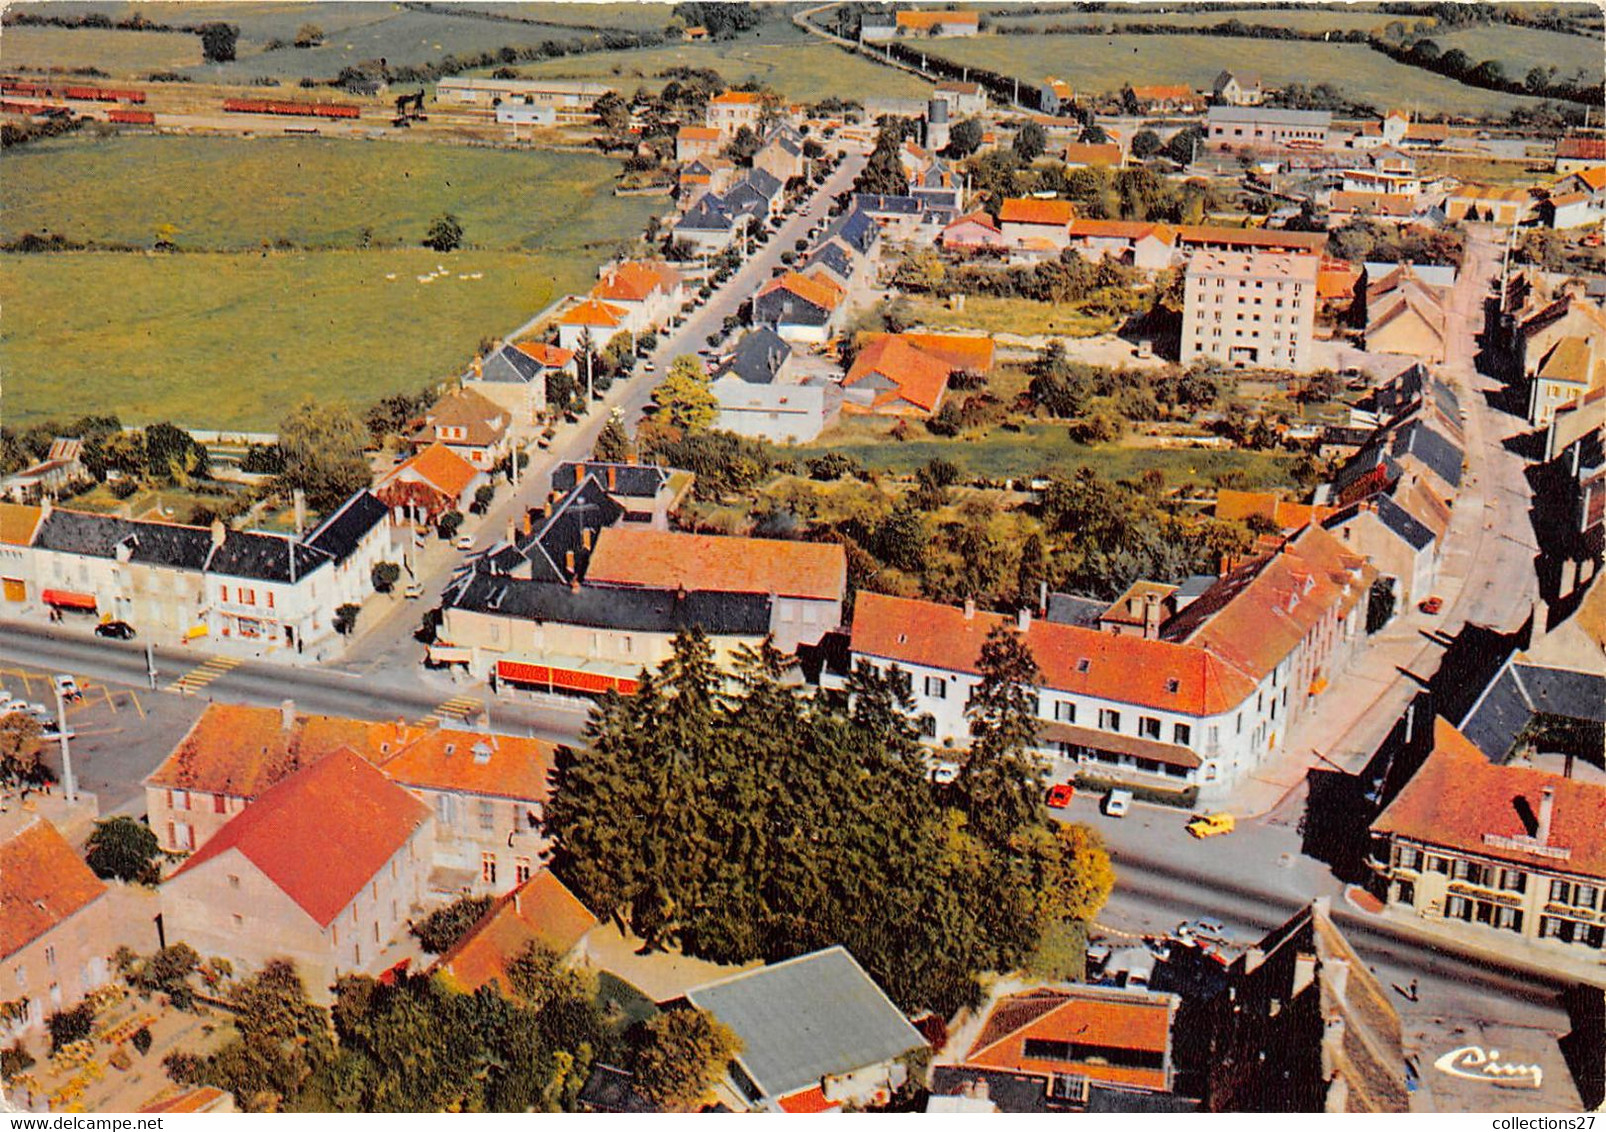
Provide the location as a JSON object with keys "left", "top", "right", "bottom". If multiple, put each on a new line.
{"left": 420, "top": 695, "right": 481, "bottom": 726}
{"left": 165, "top": 655, "right": 241, "bottom": 694}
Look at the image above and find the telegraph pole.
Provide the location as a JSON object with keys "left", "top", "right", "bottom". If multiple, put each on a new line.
{"left": 145, "top": 641, "right": 157, "bottom": 691}
{"left": 54, "top": 683, "right": 77, "bottom": 804}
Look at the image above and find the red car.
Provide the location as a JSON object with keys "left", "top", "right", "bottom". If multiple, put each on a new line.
{"left": 1419, "top": 596, "right": 1444, "bottom": 615}
{"left": 1046, "top": 783, "right": 1076, "bottom": 808}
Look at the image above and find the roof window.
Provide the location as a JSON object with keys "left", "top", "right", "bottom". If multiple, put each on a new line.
{"left": 1165, "top": 678, "right": 1181, "bottom": 693}
{"left": 1076, "top": 658, "right": 1091, "bottom": 673}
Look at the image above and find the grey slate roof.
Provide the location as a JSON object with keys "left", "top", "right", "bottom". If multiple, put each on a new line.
{"left": 755, "top": 284, "right": 833, "bottom": 328}
{"left": 854, "top": 193, "right": 923, "bottom": 215}
{"left": 929, "top": 1067, "right": 1047, "bottom": 1113}
{"left": 1045, "top": 592, "right": 1106, "bottom": 627}
{"left": 825, "top": 208, "right": 879, "bottom": 255}
{"left": 551, "top": 461, "right": 672, "bottom": 500}
{"left": 1458, "top": 659, "right": 1606, "bottom": 764}
{"left": 305, "top": 490, "right": 388, "bottom": 564}
{"left": 683, "top": 946, "right": 923, "bottom": 1102}
{"left": 478, "top": 342, "right": 547, "bottom": 385}
{"left": 739, "top": 166, "right": 783, "bottom": 199}
{"left": 34, "top": 508, "right": 333, "bottom": 582}
{"left": 804, "top": 242, "right": 854, "bottom": 283}
{"left": 1207, "top": 105, "right": 1331, "bottom": 127}
{"left": 677, "top": 193, "right": 733, "bottom": 232}
{"left": 1323, "top": 494, "right": 1435, "bottom": 552}
{"left": 485, "top": 475, "right": 624, "bottom": 583}
{"left": 716, "top": 328, "right": 792, "bottom": 385}
{"left": 1086, "top": 1087, "right": 1201, "bottom": 1113}
{"left": 446, "top": 573, "right": 772, "bottom": 636}
{"left": 1391, "top": 419, "right": 1463, "bottom": 488}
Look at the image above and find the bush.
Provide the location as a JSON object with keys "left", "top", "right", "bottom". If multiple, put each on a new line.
{"left": 471, "top": 483, "right": 496, "bottom": 515}
{"left": 109, "top": 478, "right": 140, "bottom": 499}
{"left": 132, "top": 1026, "right": 153, "bottom": 1056}
{"left": 1, "top": 1041, "right": 35, "bottom": 1079}
{"left": 371, "top": 561, "right": 401, "bottom": 594}
{"left": 85, "top": 815, "right": 161, "bottom": 884}
{"left": 805, "top": 452, "right": 864, "bottom": 482}
{"left": 47, "top": 1001, "right": 95, "bottom": 1053}
{"left": 410, "top": 894, "right": 494, "bottom": 954}
{"left": 437, "top": 510, "right": 464, "bottom": 540}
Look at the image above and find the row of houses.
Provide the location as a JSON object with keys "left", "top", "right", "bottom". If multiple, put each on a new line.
{"left": 0, "top": 491, "right": 392, "bottom": 656}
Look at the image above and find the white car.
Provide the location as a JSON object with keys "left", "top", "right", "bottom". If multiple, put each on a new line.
{"left": 1104, "top": 789, "right": 1133, "bottom": 817}
{"left": 52, "top": 674, "right": 81, "bottom": 702}
{"left": 931, "top": 761, "right": 960, "bottom": 785}
{"left": 455, "top": 534, "right": 475, "bottom": 551}
{"left": 403, "top": 583, "right": 426, "bottom": 600}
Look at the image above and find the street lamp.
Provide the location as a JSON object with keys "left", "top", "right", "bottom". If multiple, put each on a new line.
{"left": 54, "top": 682, "right": 77, "bottom": 804}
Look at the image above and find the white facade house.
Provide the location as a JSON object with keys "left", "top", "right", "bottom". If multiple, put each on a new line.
{"left": 1181, "top": 249, "right": 1319, "bottom": 372}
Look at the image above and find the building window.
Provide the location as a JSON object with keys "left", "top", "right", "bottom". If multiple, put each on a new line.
{"left": 1099, "top": 708, "right": 1121, "bottom": 733}
{"left": 1497, "top": 868, "right": 1526, "bottom": 894}
{"left": 1054, "top": 701, "right": 1076, "bottom": 724}
{"left": 1396, "top": 845, "right": 1422, "bottom": 871}
{"left": 1139, "top": 716, "right": 1161, "bottom": 740}
{"left": 924, "top": 675, "right": 947, "bottom": 699}
{"left": 1573, "top": 884, "right": 1599, "bottom": 910}
{"left": 228, "top": 874, "right": 240, "bottom": 890}
{"left": 1173, "top": 722, "right": 1191, "bottom": 746}
{"left": 214, "top": 794, "right": 228, "bottom": 814}
{"left": 1495, "top": 906, "right": 1523, "bottom": 933}
{"left": 478, "top": 800, "right": 495, "bottom": 832}
{"left": 481, "top": 853, "right": 497, "bottom": 885}
{"left": 1551, "top": 879, "right": 1572, "bottom": 904}
{"left": 44, "top": 946, "right": 56, "bottom": 970}
{"left": 515, "top": 857, "right": 533, "bottom": 885}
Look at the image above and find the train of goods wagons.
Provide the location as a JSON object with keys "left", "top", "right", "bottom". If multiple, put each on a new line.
{"left": 1, "top": 100, "right": 72, "bottom": 118}
{"left": 221, "top": 98, "right": 360, "bottom": 119}
{"left": 107, "top": 108, "right": 157, "bottom": 125}
{"left": 1, "top": 78, "right": 145, "bottom": 103}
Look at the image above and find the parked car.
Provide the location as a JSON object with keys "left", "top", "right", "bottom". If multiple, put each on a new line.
{"left": 455, "top": 534, "right": 475, "bottom": 551}
{"left": 403, "top": 583, "right": 426, "bottom": 600}
{"left": 643, "top": 362, "right": 656, "bottom": 373}
{"left": 931, "top": 761, "right": 960, "bottom": 786}
{"left": 95, "top": 620, "right": 136, "bottom": 640}
{"left": 1104, "top": 789, "right": 1133, "bottom": 818}
{"left": 1174, "top": 922, "right": 1198, "bottom": 946}
{"left": 1186, "top": 918, "right": 1229, "bottom": 943}
{"left": 52, "top": 674, "right": 81, "bottom": 702}
{"left": 1419, "top": 595, "right": 1444, "bottom": 614}
{"left": 1186, "top": 812, "right": 1236, "bottom": 838}
{"left": 1046, "top": 782, "right": 1076, "bottom": 808}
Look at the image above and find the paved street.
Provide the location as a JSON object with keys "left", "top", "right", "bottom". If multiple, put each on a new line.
{"left": 1228, "top": 224, "right": 1539, "bottom": 818}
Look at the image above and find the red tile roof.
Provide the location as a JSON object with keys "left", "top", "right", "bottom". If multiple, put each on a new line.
{"left": 381, "top": 442, "right": 480, "bottom": 501}
{"left": 557, "top": 298, "right": 628, "bottom": 328}
{"left": 999, "top": 198, "right": 1075, "bottom": 227}
{"left": 778, "top": 1086, "right": 842, "bottom": 1113}
{"left": 380, "top": 730, "right": 556, "bottom": 803}
{"left": 710, "top": 90, "right": 762, "bottom": 105}
{"left": 845, "top": 336, "right": 956, "bottom": 414}
{"left": 1373, "top": 719, "right": 1606, "bottom": 880}
{"left": 168, "top": 747, "right": 430, "bottom": 928}
{"left": 587, "top": 528, "right": 846, "bottom": 602}
{"left": 591, "top": 261, "right": 681, "bottom": 304}
{"left": 435, "top": 870, "right": 598, "bottom": 994}
{"left": 0, "top": 501, "right": 43, "bottom": 547}
{"left": 1, "top": 819, "right": 107, "bottom": 957}
{"left": 965, "top": 986, "right": 1173, "bottom": 1092}
{"left": 1068, "top": 218, "right": 1175, "bottom": 243}
{"left": 1330, "top": 191, "right": 1416, "bottom": 217}
{"left": 1174, "top": 225, "right": 1327, "bottom": 253}
{"left": 678, "top": 125, "right": 722, "bottom": 141}
{"left": 851, "top": 591, "right": 1256, "bottom": 716}
{"left": 512, "top": 340, "right": 575, "bottom": 368}
{"left": 944, "top": 211, "right": 1001, "bottom": 235}
{"left": 1162, "top": 525, "right": 1367, "bottom": 680}
{"left": 412, "top": 387, "right": 509, "bottom": 448}
{"left": 757, "top": 270, "right": 845, "bottom": 314}
{"left": 1215, "top": 489, "right": 1335, "bottom": 532}
{"left": 1129, "top": 84, "right": 1194, "bottom": 102}
{"left": 896, "top": 9, "right": 978, "bottom": 27}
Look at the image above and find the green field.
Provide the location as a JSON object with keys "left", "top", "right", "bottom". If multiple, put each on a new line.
{"left": 984, "top": 6, "right": 1433, "bottom": 33}
{"left": 5, "top": 2, "right": 675, "bottom": 80}
{"left": 512, "top": 36, "right": 933, "bottom": 102}
{"left": 0, "top": 25, "right": 204, "bottom": 73}
{"left": 1, "top": 135, "right": 659, "bottom": 430}
{"left": 1433, "top": 24, "right": 1605, "bottom": 85}
{"left": 2, "top": 135, "right": 652, "bottom": 251}
{"left": 922, "top": 33, "right": 1550, "bottom": 115}
{"left": 790, "top": 421, "right": 1296, "bottom": 488}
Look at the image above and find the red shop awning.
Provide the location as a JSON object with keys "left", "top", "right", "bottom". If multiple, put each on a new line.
{"left": 42, "top": 589, "right": 97, "bottom": 611}
{"left": 497, "top": 659, "right": 640, "bottom": 697}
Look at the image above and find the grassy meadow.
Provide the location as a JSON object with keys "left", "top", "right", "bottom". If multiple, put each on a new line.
{"left": 1432, "top": 24, "right": 1605, "bottom": 84}
{"left": 1, "top": 136, "right": 660, "bottom": 430}
{"left": 923, "top": 33, "right": 1551, "bottom": 114}
{"left": 983, "top": 6, "right": 1434, "bottom": 33}
{"left": 0, "top": 25, "right": 204, "bottom": 73}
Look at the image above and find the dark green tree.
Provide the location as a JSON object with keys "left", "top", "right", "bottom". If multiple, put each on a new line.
{"left": 424, "top": 213, "right": 464, "bottom": 253}
{"left": 959, "top": 624, "right": 1046, "bottom": 847}
{"left": 944, "top": 117, "right": 983, "bottom": 158}
{"left": 1012, "top": 122, "right": 1047, "bottom": 162}
{"left": 593, "top": 414, "right": 631, "bottom": 462}
{"left": 197, "top": 22, "right": 238, "bottom": 62}
{"left": 85, "top": 816, "right": 161, "bottom": 884}
{"left": 410, "top": 894, "right": 494, "bottom": 954}
{"left": 1130, "top": 128, "right": 1162, "bottom": 159}
{"left": 629, "top": 1008, "right": 740, "bottom": 1110}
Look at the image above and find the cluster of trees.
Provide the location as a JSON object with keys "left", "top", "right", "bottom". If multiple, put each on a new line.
{"left": 648, "top": 356, "right": 718, "bottom": 432}
{"left": 854, "top": 118, "right": 917, "bottom": 197}
{"left": 1328, "top": 218, "right": 1464, "bottom": 268}
{"left": 161, "top": 952, "right": 731, "bottom": 1112}
{"left": 0, "top": 415, "right": 209, "bottom": 488}
{"left": 1026, "top": 341, "right": 1221, "bottom": 423}
{"left": 670, "top": 2, "right": 762, "bottom": 39}
{"left": 1371, "top": 35, "right": 1601, "bottom": 105}
{"left": 893, "top": 245, "right": 1144, "bottom": 314}
{"left": 962, "top": 155, "right": 1218, "bottom": 225}
{"left": 549, "top": 633, "right": 1114, "bottom": 1015}
{"left": 0, "top": 712, "right": 52, "bottom": 789}
{"left": 277, "top": 398, "right": 372, "bottom": 513}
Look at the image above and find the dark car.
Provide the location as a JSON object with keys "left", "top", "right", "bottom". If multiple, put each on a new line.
{"left": 95, "top": 620, "right": 136, "bottom": 640}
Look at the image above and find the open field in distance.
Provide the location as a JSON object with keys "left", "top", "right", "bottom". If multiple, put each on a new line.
{"left": 920, "top": 33, "right": 1551, "bottom": 115}
{"left": 983, "top": 7, "right": 1434, "bottom": 33}
{"left": 1, "top": 136, "right": 660, "bottom": 430}
{"left": 511, "top": 36, "right": 934, "bottom": 101}
{"left": 0, "top": 25, "right": 204, "bottom": 73}
{"left": 1, "top": 135, "right": 653, "bottom": 251}
{"left": 1431, "top": 24, "right": 1605, "bottom": 84}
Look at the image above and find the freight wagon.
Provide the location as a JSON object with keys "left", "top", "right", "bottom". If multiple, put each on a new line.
{"left": 221, "top": 98, "right": 360, "bottom": 119}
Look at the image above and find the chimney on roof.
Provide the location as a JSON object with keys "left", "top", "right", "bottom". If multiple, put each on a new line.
{"left": 544, "top": 501, "right": 553, "bottom": 518}
{"left": 210, "top": 517, "right": 226, "bottom": 549}
{"left": 1537, "top": 784, "right": 1556, "bottom": 846}
{"left": 293, "top": 489, "right": 307, "bottom": 538}
{"left": 608, "top": 465, "right": 617, "bottom": 491}
{"left": 1039, "top": 580, "right": 1048, "bottom": 616}
{"left": 472, "top": 355, "right": 483, "bottom": 380}
{"left": 964, "top": 597, "right": 975, "bottom": 621}
{"left": 1017, "top": 607, "right": 1031, "bottom": 633}
{"left": 1143, "top": 592, "right": 1163, "bottom": 640}
{"left": 565, "top": 549, "right": 575, "bottom": 575}
{"left": 1243, "top": 946, "right": 1265, "bottom": 974}
{"left": 40, "top": 495, "right": 52, "bottom": 519}
{"left": 280, "top": 699, "right": 295, "bottom": 732}
{"left": 514, "top": 889, "right": 522, "bottom": 915}
{"left": 570, "top": 576, "right": 581, "bottom": 594}
{"left": 582, "top": 528, "right": 593, "bottom": 551}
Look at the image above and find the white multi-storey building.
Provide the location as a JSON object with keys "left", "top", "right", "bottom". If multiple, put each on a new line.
{"left": 1182, "top": 250, "right": 1319, "bottom": 373}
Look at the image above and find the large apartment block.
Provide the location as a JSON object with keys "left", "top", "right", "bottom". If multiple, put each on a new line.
{"left": 1182, "top": 250, "right": 1319, "bottom": 373}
